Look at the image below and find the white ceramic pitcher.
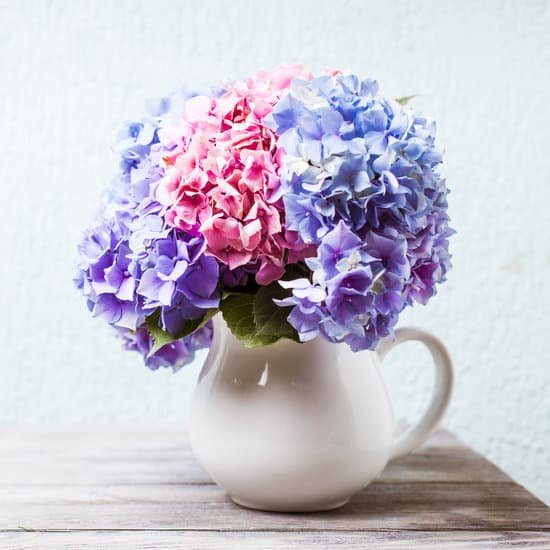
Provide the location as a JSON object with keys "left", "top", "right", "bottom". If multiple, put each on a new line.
{"left": 189, "top": 314, "right": 453, "bottom": 512}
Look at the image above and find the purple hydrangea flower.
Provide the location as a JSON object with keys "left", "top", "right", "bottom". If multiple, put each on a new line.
{"left": 117, "top": 321, "right": 213, "bottom": 372}
{"left": 136, "top": 231, "right": 220, "bottom": 334}
{"left": 274, "top": 279, "right": 326, "bottom": 341}
{"left": 278, "top": 217, "right": 447, "bottom": 351}
{"left": 75, "top": 86, "right": 218, "bottom": 370}
{"left": 75, "top": 218, "right": 139, "bottom": 330}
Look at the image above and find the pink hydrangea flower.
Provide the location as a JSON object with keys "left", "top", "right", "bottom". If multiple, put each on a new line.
{"left": 157, "top": 65, "right": 314, "bottom": 285}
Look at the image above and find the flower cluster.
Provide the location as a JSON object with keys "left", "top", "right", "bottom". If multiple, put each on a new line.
{"left": 74, "top": 87, "right": 216, "bottom": 370}
{"left": 75, "top": 67, "right": 453, "bottom": 370}
{"left": 116, "top": 322, "right": 212, "bottom": 372}
{"left": 157, "top": 65, "right": 313, "bottom": 284}
{"left": 267, "top": 73, "right": 452, "bottom": 349}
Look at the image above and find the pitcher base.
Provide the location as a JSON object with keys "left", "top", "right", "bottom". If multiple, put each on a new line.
{"left": 230, "top": 495, "right": 350, "bottom": 513}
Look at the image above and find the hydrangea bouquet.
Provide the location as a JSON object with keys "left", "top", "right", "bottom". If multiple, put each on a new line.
{"left": 75, "top": 66, "right": 452, "bottom": 371}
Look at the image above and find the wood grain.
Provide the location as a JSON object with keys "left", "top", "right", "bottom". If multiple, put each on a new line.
{"left": 0, "top": 426, "right": 548, "bottom": 547}
{"left": 0, "top": 426, "right": 509, "bottom": 486}
{"left": 1, "top": 530, "right": 550, "bottom": 549}
{"left": 2, "top": 481, "right": 549, "bottom": 531}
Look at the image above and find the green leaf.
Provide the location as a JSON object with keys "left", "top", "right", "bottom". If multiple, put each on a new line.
{"left": 219, "top": 277, "right": 301, "bottom": 348}
{"left": 254, "top": 283, "right": 300, "bottom": 343}
{"left": 220, "top": 292, "right": 279, "bottom": 348}
{"left": 145, "top": 310, "right": 176, "bottom": 357}
{"left": 395, "top": 95, "right": 416, "bottom": 106}
{"left": 145, "top": 308, "right": 217, "bottom": 357}
{"left": 221, "top": 287, "right": 254, "bottom": 300}
{"left": 284, "top": 261, "right": 311, "bottom": 280}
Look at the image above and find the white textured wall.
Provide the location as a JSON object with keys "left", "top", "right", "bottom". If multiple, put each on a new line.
{"left": 1, "top": 0, "right": 549, "bottom": 504}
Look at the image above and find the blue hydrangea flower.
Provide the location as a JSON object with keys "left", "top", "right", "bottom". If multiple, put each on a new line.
{"left": 266, "top": 71, "right": 453, "bottom": 351}
{"left": 266, "top": 74, "right": 450, "bottom": 243}
{"left": 274, "top": 221, "right": 403, "bottom": 350}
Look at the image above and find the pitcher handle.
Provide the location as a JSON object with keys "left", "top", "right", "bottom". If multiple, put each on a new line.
{"left": 376, "top": 327, "right": 454, "bottom": 460}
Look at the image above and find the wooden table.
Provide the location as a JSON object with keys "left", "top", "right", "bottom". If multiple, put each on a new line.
{"left": 0, "top": 427, "right": 548, "bottom": 548}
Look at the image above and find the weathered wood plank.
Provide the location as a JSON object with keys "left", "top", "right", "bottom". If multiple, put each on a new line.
{"left": 1, "top": 530, "right": 549, "bottom": 549}
{"left": 0, "top": 452, "right": 508, "bottom": 486}
{"left": 1, "top": 481, "right": 549, "bottom": 531}
{"left": 0, "top": 427, "right": 510, "bottom": 486}
{"left": 1, "top": 426, "right": 548, "bottom": 543}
